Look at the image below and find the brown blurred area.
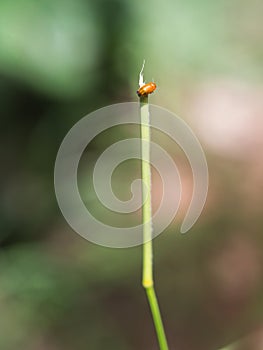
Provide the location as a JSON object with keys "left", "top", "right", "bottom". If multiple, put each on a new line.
{"left": 0, "top": 0, "right": 263, "bottom": 349}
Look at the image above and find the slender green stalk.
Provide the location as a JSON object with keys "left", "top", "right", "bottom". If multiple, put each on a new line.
{"left": 140, "top": 95, "right": 169, "bottom": 350}
{"left": 218, "top": 345, "right": 235, "bottom": 350}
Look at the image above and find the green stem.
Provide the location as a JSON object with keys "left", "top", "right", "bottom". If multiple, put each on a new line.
{"left": 218, "top": 345, "right": 235, "bottom": 350}
{"left": 140, "top": 95, "right": 169, "bottom": 350}
{"left": 146, "top": 286, "right": 170, "bottom": 350}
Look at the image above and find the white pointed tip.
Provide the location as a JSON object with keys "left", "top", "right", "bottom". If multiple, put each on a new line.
{"left": 139, "top": 59, "right": 146, "bottom": 87}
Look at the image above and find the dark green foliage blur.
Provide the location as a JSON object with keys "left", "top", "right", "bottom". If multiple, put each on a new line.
{"left": 1, "top": 0, "right": 263, "bottom": 349}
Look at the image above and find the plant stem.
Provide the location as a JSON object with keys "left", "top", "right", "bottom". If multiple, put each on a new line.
{"left": 140, "top": 95, "right": 169, "bottom": 350}
{"left": 218, "top": 345, "right": 235, "bottom": 350}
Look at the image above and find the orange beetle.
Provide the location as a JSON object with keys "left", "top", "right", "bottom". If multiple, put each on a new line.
{"left": 137, "top": 82, "right": 157, "bottom": 97}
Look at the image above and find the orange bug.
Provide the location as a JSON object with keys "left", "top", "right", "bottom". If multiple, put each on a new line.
{"left": 137, "top": 82, "right": 157, "bottom": 97}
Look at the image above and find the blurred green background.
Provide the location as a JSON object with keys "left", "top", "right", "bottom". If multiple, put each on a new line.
{"left": 1, "top": 0, "right": 263, "bottom": 349}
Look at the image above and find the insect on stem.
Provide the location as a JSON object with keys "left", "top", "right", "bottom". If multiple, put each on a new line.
{"left": 138, "top": 61, "right": 169, "bottom": 350}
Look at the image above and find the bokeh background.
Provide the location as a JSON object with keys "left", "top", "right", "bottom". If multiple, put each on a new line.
{"left": 1, "top": 0, "right": 263, "bottom": 349}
